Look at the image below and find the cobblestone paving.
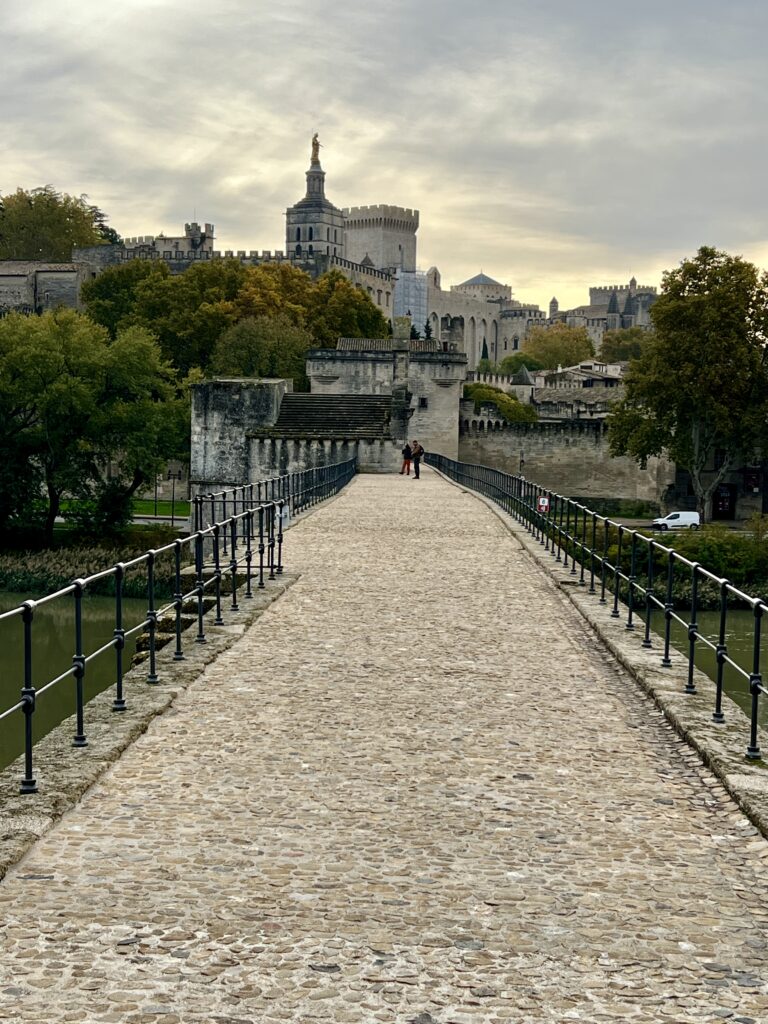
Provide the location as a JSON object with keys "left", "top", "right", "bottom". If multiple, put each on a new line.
{"left": 2, "top": 471, "right": 768, "bottom": 1023}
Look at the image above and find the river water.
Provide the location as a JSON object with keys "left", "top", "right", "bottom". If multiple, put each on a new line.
{"left": 0, "top": 591, "right": 147, "bottom": 772}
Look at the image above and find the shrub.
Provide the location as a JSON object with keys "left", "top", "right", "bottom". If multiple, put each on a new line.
{"left": 463, "top": 382, "right": 538, "bottom": 423}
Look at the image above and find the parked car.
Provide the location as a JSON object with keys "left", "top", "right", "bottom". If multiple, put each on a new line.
{"left": 651, "top": 511, "right": 700, "bottom": 531}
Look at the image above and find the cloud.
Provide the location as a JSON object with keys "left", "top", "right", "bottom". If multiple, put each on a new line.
{"left": 2, "top": 0, "right": 767, "bottom": 309}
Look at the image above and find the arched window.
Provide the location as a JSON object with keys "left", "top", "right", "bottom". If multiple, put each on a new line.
{"left": 385, "top": 292, "right": 390, "bottom": 307}
{"left": 295, "top": 227, "right": 301, "bottom": 241}
{"left": 295, "top": 244, "right": 302, "bottom": 255}
{"left": 377, "top": 290, "right": 382, "bottom": 304}
{"left": 308, "top": 245, "right": 313, "bottom": 255}
{"left": 327, "top": 228, "right": 330, "bottom": 240}
{"left": 308, "top": 227, "right": 314, "bottom": 241}
{"left": 334, "top": 229, "right": 338, "bottom": 242}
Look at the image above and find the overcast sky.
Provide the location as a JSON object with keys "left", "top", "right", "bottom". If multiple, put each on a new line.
{"left": 3, "top": 0, "right": 767, "bottom": 309}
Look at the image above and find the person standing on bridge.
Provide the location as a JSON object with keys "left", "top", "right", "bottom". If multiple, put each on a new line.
{"left": 411, "top": 440, "right": 424, "bottom": 479}
{"left": 400, "top": 441, "right": 413, "bottom": 475}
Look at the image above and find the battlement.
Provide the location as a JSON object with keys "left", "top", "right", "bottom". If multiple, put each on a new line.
{"left": 331, "top": 254, "right": 394, "bottom": 281}
{"left": 342, "top": 205, "right": 419, "bottom": 230}
{"left": 124, "top": 235, "right": 156, "bottom": 246}
{"left": 590, "top": 283, "right": 657, "bottom": 297}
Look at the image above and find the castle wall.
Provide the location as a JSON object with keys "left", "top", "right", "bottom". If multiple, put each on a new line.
{"left": 248, "top": 438, "right": 400, "bottom": 481}
{"left": 307, "top": 350, "right": 393, "bottom": 395}
{"left": 457, "top": 423, "right": 675, "bottom": 502}
{"left": 407, "top": 355, "right": 465, "bottom": 460}
{"left": 190, "top": 378, "right": 290, "bottom": 493}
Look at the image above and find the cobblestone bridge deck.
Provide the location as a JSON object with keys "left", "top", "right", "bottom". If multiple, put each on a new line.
{"left": 2, "top": 471, "right": 768, "bottom": 1023}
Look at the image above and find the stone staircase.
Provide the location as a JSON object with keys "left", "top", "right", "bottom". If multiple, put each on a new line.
{"left": 265, "top": 394, "right": 393, "bottom": 439}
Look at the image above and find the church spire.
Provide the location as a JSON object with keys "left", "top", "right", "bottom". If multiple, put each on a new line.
{"left": 305, "top": 133, "right": 326, "bottom": 198}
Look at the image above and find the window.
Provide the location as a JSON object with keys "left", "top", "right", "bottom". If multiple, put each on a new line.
{"left": 327, "top": 228, "right": 330, "bottom": 240}
{"left": 308, "top": 245, "right": 313, "bottom": 255}
{"left": 295, "top": 227, "right": 301, "bottom": 241}
{"left": 334, "top": 229, "right": 338, "bottom": 242}
{"left": 419, "top": 397, "right": 428, "bottom": 408}
{"left": 295, "top": 244, "right": 302, "bottom": 255}
{"left": 308, "top": 227, "right": 314, "bottom": 241}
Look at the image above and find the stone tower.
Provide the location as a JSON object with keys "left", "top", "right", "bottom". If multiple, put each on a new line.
{"left": 285, "top": 136, "right": 346, "bottom": 258}
{"left": 549, "top": 296, "right": 559, "bottom": 319}
{"left": 343, "top": 205, "right": 419, "bottom": 272}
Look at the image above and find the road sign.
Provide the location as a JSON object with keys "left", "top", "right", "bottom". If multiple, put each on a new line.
{"left": 536, "top": 495, "right": 550, "bottom": 514}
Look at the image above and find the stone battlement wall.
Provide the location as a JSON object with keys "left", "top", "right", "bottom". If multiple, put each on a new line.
{"left": 457, "top": 422, "right": 674, "bottom": 502}
{"left": 343, "top": 205, "right": 419, "bottom": 229}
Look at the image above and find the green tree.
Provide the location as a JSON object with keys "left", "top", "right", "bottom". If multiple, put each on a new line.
{"left": 211, "top": 315, "right": 313, "bottom": 390}
{"left": 0, "top": 186, "right": 115, "bottom": 261}
{"left": 306, "top": 270, "right": 388, "bottom": 346}
{"left": 497, "top": 352, "right": 545, "bottom": 375}
{"left": 423, "top": 320, "right": 433, "bottom": 339}
{"left": 129, "top": 259, "right": 247, "bottom": 373}
{"left": 521, "top": 323, "right": 594, "bottom": 369}
{"left": 463, "top": 382, "right": 538, "bottom": 423}
{"left": 607, "top": 247, "right": 768, "bottom": 520}
{"left": 0, "top": 311, "right": 183, "bottom": 543}
{"left": 82, "top": 259, "right": 171, "bottom": 338}
{"left": 410, "top": 324, "right": 420, "bottom": 340}
{"left": 600, "top": 326, "right": 652, "bottom": 362}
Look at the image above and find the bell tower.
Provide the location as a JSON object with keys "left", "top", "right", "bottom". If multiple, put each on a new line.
{"left": 285, "top": 135, "right": 345, "bottom": 260}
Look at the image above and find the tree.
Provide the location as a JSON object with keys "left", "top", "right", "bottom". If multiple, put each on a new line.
{"left": 497, "top": 352, "right": 545, "bottom": 375}
{"left": 211, "top": 315, "right": 313, "bottom": 390}
{"left": 521, "top": 323, "right": 594, "bottom": 369}
{"left": 607, "top": 247, "right": 768, "bottom": 520}
{"left": 410, "top": 324, "right": 420, "bottom": 340}
{"left": 128, "top": 259, "right": 247, "bottom": 373}
{"left": 0, "top": 186, "right": 116, "bottom": 261}
{"left": 0, "top": 310, "right": 183, "bottom": 543}
{"left": 600, "top": 326, "right": 652, "bottom": 362}
{"left": 306, "top": 270, "right": 388, "bottom": 346}
{"left": 82, "top": 259, "right": 171, "bottom": 338}
{"left": 423, "top": 320, "right": 433, "bottom": 339}
{"left": 463, "top": 382, "right": 538, "bottom": 423}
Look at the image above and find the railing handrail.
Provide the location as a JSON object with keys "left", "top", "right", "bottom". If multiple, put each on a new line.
{"left": 426, "top": 452, "right": 768, "bottom": 763}
{"left": 0, "top": 457, "right": 358, "bottom": 793}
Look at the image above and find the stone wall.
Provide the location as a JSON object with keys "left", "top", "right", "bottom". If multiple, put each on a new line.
{"left": 191, "top": 378, "right": 290, "bottom": 492}
{"left": 248, "top": 438, "right": 400, "bottom": 480}
{"left": 458, "top": 422, "right": 675, "bottom": 502}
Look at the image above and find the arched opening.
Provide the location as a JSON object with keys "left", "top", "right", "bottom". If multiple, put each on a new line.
{"left": 295, "top": 244, "right": 302, "bottom": 255}
{"left": 468, "top": 317, "right": 477, "bottom": 367}
{"left": 308, "top": 245, "right": 313, "bottom": 255}
{"left": 295, "top": 227, "right": 301, "bottom": 241}
{"left": 308, "top": 227, "right": 314, "bottom": 241}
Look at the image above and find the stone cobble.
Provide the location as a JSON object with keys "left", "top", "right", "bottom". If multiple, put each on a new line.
{"left": 1, "top": 471, "right": 768, "bottom": 1022}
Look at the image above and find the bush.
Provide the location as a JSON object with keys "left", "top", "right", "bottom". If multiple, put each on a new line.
{"left": 463, "top": 382, "right": 538, "bottom": 423}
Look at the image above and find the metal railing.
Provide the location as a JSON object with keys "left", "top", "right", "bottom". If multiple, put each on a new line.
{"left": 1, "top": 458, "right": 357, "bottom": 794}
{"left": 192, "top": 460, "right": 357, "bottom": 534}
{"left": 427, "top": 453, "right": 768, "bottom": 762}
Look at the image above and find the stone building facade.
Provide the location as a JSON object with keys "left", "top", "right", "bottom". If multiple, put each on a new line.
{"left": 0, "top": 262, "right": 90, "bottom": 314}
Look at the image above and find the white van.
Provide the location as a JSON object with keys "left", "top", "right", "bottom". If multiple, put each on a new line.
{"left": 651, "top": 511, "right": 700, "bottom": 531}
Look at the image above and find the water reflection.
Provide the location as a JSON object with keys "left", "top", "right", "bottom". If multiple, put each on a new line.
{"left": 0, "top": 591, "right": 147, "bottom": 771}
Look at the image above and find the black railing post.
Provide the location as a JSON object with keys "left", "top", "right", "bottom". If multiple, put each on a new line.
{"left": 662, "top": 550, "right": 675, "bottom": 668}
{"left": 611, "top": 527, "right": 623, "bottom": 617}
{"left": 113, "top": 563, "right": 127, "bottom": 711}
{"left": 146, "top": 551, "right": 159, "bottom": 684}
{"left": 245, "top": 510, "right": 254, "bottom": 599}
{"left": 276, "top": 500, "right": 285, "bottom": 574}
{"left": 195, "top": 532, "right": 207, "bottom": 644}
{"left": 173, "top": 540, "right": 185, "bottom": 661}
{"left": 579, "top": 509, "right": 587, "bottom": 585}
{"left": 20, "top": 601, "right": 38, "bottom": 794}
{"left": 268, "top": 504, "right": 276, "bottom": 580}
{"left": 747, "top": 602, "right": 764, "bottom": 760}
{"left": 72, "top": 580, "right": 87, "bottom": 747}
{"left": 589, "top": 513, "right": 597, "bottom": 594}
{"left": 600, "top": 519, "right": 609, "bottom": 604}
{"left": 258, "top": 506, "right": 266, "bottom": 589}
{"left": 685, "top": 564, "right": 700, "bottom": 694}
{"left": 213, "top": 525, "right": 223, "bottom": 625}
{"left": 626, "top": 531, "right": 637, "bottom": 629}
{"left": 713, "top": 580, "right": 728, "bottom": 723}
{"left": 563, "top": 503, "right": 570, "bottom": 568}
{"left": 643, "top": 541, "right": 655, "bottom": 649}
{"left": 229, "top": 517, "right": 239, "bottom": 612}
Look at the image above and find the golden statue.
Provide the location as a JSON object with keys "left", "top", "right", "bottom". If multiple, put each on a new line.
{"left": 311, "top": 133, "right": 321, "bottom": 162}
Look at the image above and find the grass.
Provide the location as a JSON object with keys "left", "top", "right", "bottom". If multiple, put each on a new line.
{"left": 132, "top": 499, "right": 190, "bottom": 518}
